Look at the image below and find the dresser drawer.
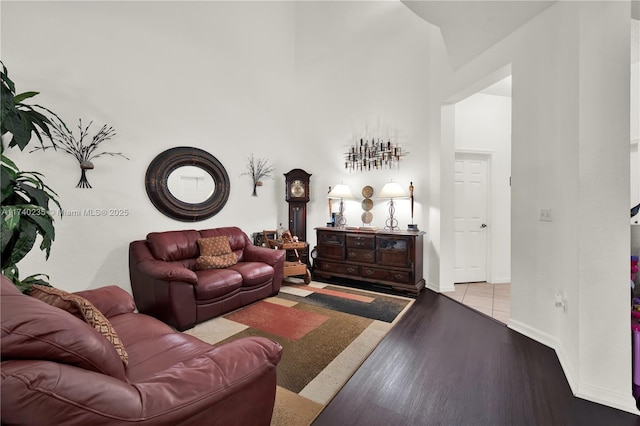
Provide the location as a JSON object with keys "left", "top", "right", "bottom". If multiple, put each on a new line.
{"left": 318, "top": 232, "right": 345, "bottom": 246}
{"left": 376, "top": 250, "right": 410, "bottom": 267}
{"left": 318, "top": 244, "right": 345, "bottom": 260}
{"left": 346, "top": 248, "right": 375, "bottom": 263}
{"left": 316, "top": 260, "right": 359, "bottom": 276}
{"left": 376, "top": 236, "right": 411, "bottom": 267}
{"left": 346, "top": 234, "right": 375, "bottom": 250}
{"left": 361, "top": 267, "right": 410, "bottom": 283}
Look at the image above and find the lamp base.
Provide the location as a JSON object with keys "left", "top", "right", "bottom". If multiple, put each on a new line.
{"left": 407, "top": 224, "right": 419, "bottom": 231}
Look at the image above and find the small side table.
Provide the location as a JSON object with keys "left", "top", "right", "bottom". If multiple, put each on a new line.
{"left": 267, "top": 240, "right": 311, "bottom": 284}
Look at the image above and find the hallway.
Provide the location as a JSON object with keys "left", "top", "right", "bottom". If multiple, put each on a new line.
{"left": 448, "top": 282, "right": 511, "bottom": 324}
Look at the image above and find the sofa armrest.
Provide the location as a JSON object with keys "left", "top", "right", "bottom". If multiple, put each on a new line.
{"left": 242, "top": 244, "right": 285, "bottom": 266}
{"left": 0, "top": 337, "right": 283, "bottom": 425}
{"left": 134, "top": 259, "right": 198, "bottom": 284}
{"left": 130, "top": 240, "right": 198, "bottom": 285}
{"left": 74, "top": 286, "right": 136, "bottom": 318}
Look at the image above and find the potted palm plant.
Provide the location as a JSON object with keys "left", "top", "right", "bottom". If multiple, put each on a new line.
{"left": 1, "top": 61, "right": 63, "bottom": 292}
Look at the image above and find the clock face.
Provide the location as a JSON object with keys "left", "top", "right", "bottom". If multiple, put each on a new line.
{"left": 290, "top": 180, "right": 305, "bottom": 198}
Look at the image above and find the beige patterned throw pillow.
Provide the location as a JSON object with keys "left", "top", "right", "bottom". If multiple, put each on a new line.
{"left": 196, "top": 253, "right": 238, "bottom": 270}
{"left": 30, "top": 285, "right": 129, "bottom": 366}
{"left": 197, "top": 236, "right": 233, "bottom": 256}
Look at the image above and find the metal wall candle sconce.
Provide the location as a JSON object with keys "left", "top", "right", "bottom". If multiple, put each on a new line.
{"left": 344, "top": 138, "right": 408, "bottom": 172}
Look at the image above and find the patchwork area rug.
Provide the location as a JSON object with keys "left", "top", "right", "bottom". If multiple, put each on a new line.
{"left": 184, "top": 280, "right": 413, "bottom": 426}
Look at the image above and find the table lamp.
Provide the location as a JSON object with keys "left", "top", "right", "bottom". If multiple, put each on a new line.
{"left": 328, "top": 183, "right": 354, "bottom": 228}
{"left": 377, "top": 181, "right": 407, "bottom": 231}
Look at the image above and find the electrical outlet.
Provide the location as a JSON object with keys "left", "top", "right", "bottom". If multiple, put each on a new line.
{"left": 555, "top": 292, "right": 563, "bottom": 307}
{"left": 555, "top": 291, "right": 568, "bottom": 313}
{"left": 539, "top": 208, "right": 552, "bottom": 222}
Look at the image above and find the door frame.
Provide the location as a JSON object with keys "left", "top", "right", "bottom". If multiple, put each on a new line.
{"left": 454, "top": 149, "right": 493, "bottom": 283}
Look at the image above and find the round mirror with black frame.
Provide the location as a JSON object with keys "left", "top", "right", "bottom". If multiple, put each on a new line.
{"left": 145, "top": 147, "right": 230, "bottom": 221}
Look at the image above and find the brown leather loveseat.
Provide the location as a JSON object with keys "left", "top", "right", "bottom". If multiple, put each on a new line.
{"left": 129, "top": 226, "right": 285, "bottom": 331}
{"left": 0, "top": 276, "right": 283, "bottom": 425}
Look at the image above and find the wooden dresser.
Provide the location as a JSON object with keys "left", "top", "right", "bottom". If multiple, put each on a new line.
{"left": 313, "top": 227, "right": 425, "bottom": 295}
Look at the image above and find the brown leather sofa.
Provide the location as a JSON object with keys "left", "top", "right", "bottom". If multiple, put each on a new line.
{"left": 0, "top": 275, "right": 283, "bottom": 425}
{"left": 129, "top": 226, "right": 285, "bottom": 331}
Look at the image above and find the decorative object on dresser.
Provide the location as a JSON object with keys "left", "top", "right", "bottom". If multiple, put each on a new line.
{"left": 377, "top": 181, "right": 408, "bottom": 231}
{"left": 284, "top": 169, "right": 311, "bottom": 265}
{"left": 328, "top": 183, "right": 354, "bottom": 228}
{"left": 32, "top": 118, "right": 128, "bottom": 188}
{"left": 327, "top": 186, "right": 334, "bottom": 226}
{"left": 408, "top": 181, "right": 419, "bottom": 231}
{"left": 344, "top": 137, "right": 408, "bottom": 172}
{"left": 313, "top": 227, "right": 425, "bottom": 296}
{"left": 241, "top": 153, "right": 275, "bottom": 196}
{"left": 360, "top": 185, "right": 374, "bottom": 226}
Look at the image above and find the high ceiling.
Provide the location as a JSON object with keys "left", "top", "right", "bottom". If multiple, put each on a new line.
{"left": 401, "top": 1, "right": 556, "bottom": 69}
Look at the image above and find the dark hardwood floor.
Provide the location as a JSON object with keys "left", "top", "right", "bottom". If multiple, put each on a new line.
{"left": 313, "top": 289, "right": 640, "bottom": 426}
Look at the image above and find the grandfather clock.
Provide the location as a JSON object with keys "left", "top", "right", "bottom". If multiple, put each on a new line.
{"left": 284, "top": 169, "right": 311, "bottom": 264}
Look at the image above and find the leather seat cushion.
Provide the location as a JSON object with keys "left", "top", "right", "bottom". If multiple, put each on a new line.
{"left": 194, "top": 269, "right": 243, "bottom": 300}
{"left": 228, "top": 262, "right": 274, "bottom": 287}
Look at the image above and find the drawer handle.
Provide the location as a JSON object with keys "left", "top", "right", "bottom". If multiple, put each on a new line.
{"left": 363, "top": 268, "right": 373, "bottom": 276}
{"left": 394, "top": 273, "right": 405, "bottom": 280}
{"left": 348, "top": 251, "right": 356, "bottom": 258}
{"left": 365, "top": 253, "right": 373, "bottom": 260}
{"left": 347, "top": 267, "right": 357, "bottom": 273}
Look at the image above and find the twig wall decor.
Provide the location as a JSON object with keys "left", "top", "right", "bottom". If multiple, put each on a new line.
{"left": 241, "top": 154, "right": 275, "bottom": 196}
{"left": 31, "top": 118, "right": 128, "bottom": 188}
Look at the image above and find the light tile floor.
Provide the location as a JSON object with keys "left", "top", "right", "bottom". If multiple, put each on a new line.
{"left": 447, "top": 282, "right": 511, "bottom": 324}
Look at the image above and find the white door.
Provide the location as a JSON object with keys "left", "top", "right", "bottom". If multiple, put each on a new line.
{"left": 454, "top": 153, "right": 489, "bottom": 283}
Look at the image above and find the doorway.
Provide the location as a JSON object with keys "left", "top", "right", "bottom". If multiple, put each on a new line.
{"left": 448, "top": 74, "right": 512, "bottom": 323}
{"left": 454, "top": 152, "right": 490, "bottom": 283}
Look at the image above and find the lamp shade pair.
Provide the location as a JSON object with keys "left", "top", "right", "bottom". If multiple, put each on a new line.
{"left": 327, "top": 181, "right": 412, "bottom": 231}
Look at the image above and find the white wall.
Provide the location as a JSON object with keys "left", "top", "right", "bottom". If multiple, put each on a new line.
{"left": 292, "top": 1, "right": 431, "bottom": 238}
{"left": 632, "top": 60, "right": 639, "bottom": 215}
{"left": 431, "top": 1, "right": 635, "bottom": 413}
{"left": 1, "top": 1, "right": 431, "bottom": 293}
{"left": 2, "top": 1, "right": 299, "bottom": 291}
{"left": 454, "top": 92, "right": 511, "bottom": 283}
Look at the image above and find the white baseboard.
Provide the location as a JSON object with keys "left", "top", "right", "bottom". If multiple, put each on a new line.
{"left": 576, "top": 382, "right": 638, "bottom": 415}
{"left": 427, "top": 281, "right": 454, "bottom": 293}
{"left": 488, "top": 278, "right": 511, "bottom": 284}
{"left": 509, "top": 319, "right": 639, "bottom": 415}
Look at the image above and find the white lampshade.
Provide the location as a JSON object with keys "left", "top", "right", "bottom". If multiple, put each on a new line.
{"left": 328, "top": 183, "right": 354, "bottom": 199}
{"left": 377, "top": 181, "right": 407, "bottom": 199}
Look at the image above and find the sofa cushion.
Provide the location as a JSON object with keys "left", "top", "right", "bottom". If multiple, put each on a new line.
{"left": 0, "top": 277, "right": 126, "bottom": 381}
{"left": 197, "top": 236, "right": 233, "bottom": 256}
{"left": 228, "top": 262, "right": 275, "bottom": 287}
{"left": 30, "top": 285, "right": 129, "bottom": 366}
{"left": 196, "top": 253, "right": 238, "bottom": 270}
{"left": 194, "top": 269, "right": 243, "bottom": 300}
{"left": 147, "top": 229, "right": 200, "bottom": 261}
